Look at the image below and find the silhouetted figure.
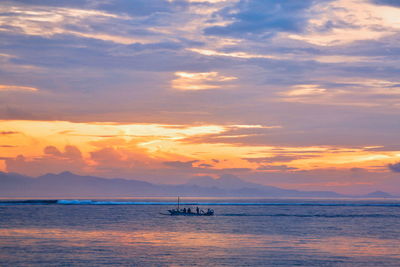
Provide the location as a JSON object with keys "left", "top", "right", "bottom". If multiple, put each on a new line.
{"left": 188, "top": 208, "right": 191, "bottom": 213}
{"left": 196, "top": 207, "right": 199, "bottom": 214}
{"left": 183, "top": 208, "right": 186, "bottom": 213}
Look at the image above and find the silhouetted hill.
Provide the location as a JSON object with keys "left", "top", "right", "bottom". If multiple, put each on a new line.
{"left": 0, "top": 171, "right": 395, "bottom": 198}
{"left": 361, "top": 191, "right": 395, "bottom": 198}
{"left": 186, "top": 174, "right": 260, "bottom": 190}
{"left": 0, "top": 171, "right": 157, "bottom": 197}
{"left": 185, "top": 174, "right": 344, "bottom": 197}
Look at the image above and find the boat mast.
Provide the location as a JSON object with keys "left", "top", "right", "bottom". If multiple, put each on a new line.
{"left": 178, "top": 196, "right": 180, "bottom": 210}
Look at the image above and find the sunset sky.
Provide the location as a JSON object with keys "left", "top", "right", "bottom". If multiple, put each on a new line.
{"left": 1, "top": 0, "right": 400, "bottom": 194}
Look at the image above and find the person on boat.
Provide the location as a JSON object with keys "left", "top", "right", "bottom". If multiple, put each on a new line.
{"left": 183, "top": 208, "right": 186, "bottom": 213}
{"left": 196, "top": 207, "right": 199, "bottom": 214}
{"left": 188, "top": 208, "right": 191, "bottom": 213}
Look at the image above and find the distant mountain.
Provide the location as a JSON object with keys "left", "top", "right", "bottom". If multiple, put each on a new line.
{"left": 361, "top": 191, "right": 395, "bottom": 198}
{"left": 0, "top": 171, "right": 158, "bottom": 197}
{"left": 186, "top": 174, "right": 260, "bottom": 190}
{"left": 185, "top": 174, "right": 344, "bottom": 197}
{"left": 0, "top": 171, "right": 396, "bottom": 198}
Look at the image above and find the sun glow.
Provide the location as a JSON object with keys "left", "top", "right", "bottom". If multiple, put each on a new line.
{"left": 0, "top": 120, "right": 398, "bottom": 177}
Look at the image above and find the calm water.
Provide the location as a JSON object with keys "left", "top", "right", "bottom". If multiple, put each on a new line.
{"left": 1, "top": 198, "right": 400, "bottom": 266}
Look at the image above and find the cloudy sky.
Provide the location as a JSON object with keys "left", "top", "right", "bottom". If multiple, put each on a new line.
{"left": 1, "top": 0, "right": 400, "bottom": 194}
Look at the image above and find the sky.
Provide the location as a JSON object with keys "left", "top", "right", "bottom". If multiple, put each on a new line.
{"left": 1, "top": 0, "right": 400, "bottom": 194}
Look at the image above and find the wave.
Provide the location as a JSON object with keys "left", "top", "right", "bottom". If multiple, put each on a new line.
{"left": 0, "top": 199, "right": 400, "bottom": 207}
{"left": 0, "top": 200, "right": 58, "bottom": 205}
{"left": 57, "top": 200, "right": 176, "bottom": 205}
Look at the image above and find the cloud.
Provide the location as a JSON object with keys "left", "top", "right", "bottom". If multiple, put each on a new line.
{"left": 277, "top": 79, "right": 400, "bottom": 109}
{"left": 219, "top": 167, "right": 252, "bottom": 172}
{"left": 0, "top": 4, "right": 154, "bottom": 45}
{"left": 388, "top": 162, "right": 400, "bottom": 172}
{"left": 5, "top": 145, "right": 85, "bottom": 176}
{"left": 44, "top": 146, "right": 62, "bottom": 157}
{"left": 95, "top": 0, "right": 189, "bottom": 16}
{"left": 198, "top": 163, "right": 213, "bottom": 168}
{"left": 280, "top": 84, "right": 327, "bottom": 97}
{"left": 371, "top": 0, "right": 400, "bottom": 7}
{"left": 188, "top": 48, "right": 282, "bottom": 60}
{"left": 0, "top": 84, "right": 38, "bottom": 92}
{"left": 365, "top": 145, "right": 400, "bottom": 152}
{"left": 256, "top": 164, "right": 298, "bottom": 171}
{"left": 288, "top": 0, "right": 400, "bottom": 46}
{"left": 244, "top": 155, "right": 314, "bottom": 163}
{"left": 0, "top": 131, "right": 20, "bottom": 135}
{"left": 350, "top": 167, "right": 366, "bottom": 172}
{"left": 172, "top": 71, "right": 237, "bottom": 90}
{"left": 163, "top": 160, "right": 199, "bottom": 169}
{"left": 42, "top": 145, "right": 83, "bottom": 160}
{"left": 204, "top": 0, "right": 319, "bottom": 38}
{"left": 90, "top": 147, "right": 130, "bottom": 167}
{"left": 1, "top": 0, "right": 400, "bottom": 193}
{"left": 179, "top": 124, "right": 283, "bottom": 145}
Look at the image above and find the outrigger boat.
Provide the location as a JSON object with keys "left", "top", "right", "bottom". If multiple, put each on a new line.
{"left": 162, "top": 197, "right": 214, "bottom": 216}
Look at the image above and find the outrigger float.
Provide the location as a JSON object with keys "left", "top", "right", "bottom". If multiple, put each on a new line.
{"left": 162, "top": 197, "right": 214, "bottom": 216}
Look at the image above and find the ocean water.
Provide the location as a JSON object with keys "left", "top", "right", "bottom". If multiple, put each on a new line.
{"left": 0, "top": 198, "right": 399, "bottom": 266}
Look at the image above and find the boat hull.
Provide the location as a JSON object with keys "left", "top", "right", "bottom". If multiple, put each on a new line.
{"left": 166, "top": 209, "right": 214, "bottom": 216}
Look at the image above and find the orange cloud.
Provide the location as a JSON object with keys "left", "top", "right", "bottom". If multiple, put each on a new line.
{"left": 5, "top": 145, "right": 86, "bottom": 176}
{"left": 0, "top": 84, "right": 38, "bottom": 92}
{"left": 1, "top": 120, "right": 399, "bottom": 179}
{"left": 172, "top": 71, "right": 237, "bottom": 90}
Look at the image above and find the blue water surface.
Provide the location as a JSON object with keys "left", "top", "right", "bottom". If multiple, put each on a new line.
{"left": 0, "top": 198, "right": 399, "bottom": 266}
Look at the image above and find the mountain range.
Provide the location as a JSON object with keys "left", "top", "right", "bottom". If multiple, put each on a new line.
{"left": 0, "top": 171, "right": 396, "bottom": 198}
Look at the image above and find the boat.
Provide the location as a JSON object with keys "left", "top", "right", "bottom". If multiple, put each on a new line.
{"left": 162, "top": 197, "right": 214, "bottom": 216}
{"left": 167, "top": 208, "right": 214, "bottom": 216}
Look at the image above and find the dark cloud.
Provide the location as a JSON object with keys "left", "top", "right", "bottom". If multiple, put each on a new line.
{"left": 44, "top": 146, "right": 62, "bottom": 157}
{"left": 163, "top": 160, "right": 199, "bottom": 169}
{"left": 44, "top": 145, "right": 82, "bottom": 159}
{"left": 0, "top": 145, "right": 16, "bottom": 147}
{"left": 350, "top": 167, "right": 364, "bottom": 172}
{"left": 127, "top": 41, "right": 184, "bottom": 52}
{"left": 365, "top": 145, "right": 400, "bottom": 152}
{"left": 5, "top": 0, "right": 189, "bottom": 16}
{"left": 4, "top": 0, "right": 92, "bottom": 8}
{"left": 0, "top": 106, "right": 39, "bottom": 120}
{"left": 0, "top": 33, "right": 218, "bottom": 73}
{"left": 350, "top": 167, "right": 366, "bottom": 172}
{"left": 95, "top": 0, "right": 189, "bottom": 16}
{"left": 257, "top": 165, "right": 298, "bottom": 171}
{"left": 244, "top": 155, "right": 315, "bottom": 163}
{"left": 219, "top": 168, "right": 252, "bottom": 172}
{"left": 198, "top": 163, "right": 213, "bottom": 168}
{"left": 204, "top": 0, "right": 324, "bottom": 38}
{"left": 371, "top": 0, "right": 400, "bottom": 7}
{"left": 0, "top": 131, "right": 19, "bottom": 135}
{"left": 388, "top": 162, "right": 400, "bottom": 172}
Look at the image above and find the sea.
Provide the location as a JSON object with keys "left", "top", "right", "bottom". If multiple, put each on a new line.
{"left": 0, "top": 198, "right": 399, "bottom": 266}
